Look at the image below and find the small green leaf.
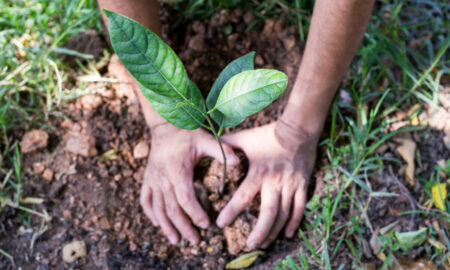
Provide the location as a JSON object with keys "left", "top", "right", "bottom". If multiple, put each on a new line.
{"left": 394, "top": 228, "right": 427, "bottom": 251}
{"left": 100, "top": 149, "right": 118, "bottom": 162}
{"left": 140, "top": 80, "right": 206, "bottom": 129}
{"left": 225, "top": 251, "right": 264, "bottom": 269}
{"left": 104, "top": 9, "right": 205, "bottom": 130}
{"left": 206, "top": 52, "right": 255, "bottom": 127}
{"left": 214, "top": 69, "right": 287, "bottom": 118}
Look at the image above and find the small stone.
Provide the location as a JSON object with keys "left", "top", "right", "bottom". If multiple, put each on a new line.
{"left": 255, "top": 55, "right": 264, "bottom": 66}
{"left": 262, "top": 19, "right": 275, "bottom": 36}
{"left": 62, "top": 240, "right": 86, "bottom": 263}
{"left": 42, "top": 169, "right": 53, "bottom": 181}
{"left": 129, "top": 241, "right": 137, "bottom": 252}
{"left": 133, "top": 141, "right": 149, "bottom": 159}
{"left": 192, "top": 21, "right": 205, "bottom": 35}
{"left": 282, "top": 35, "right": 296, "bottom": 51}
{"left": 63, "top": 210, "right": 72, "bottom": 220}
{"left": 20, "top": 129, "right": 49, "bottom": 153}
{"left": 64, "top": 131, "right": 97, "bottom": 157}
{"left": 33, "top": 162, "right": 45, "bottom": 174}
{"left": 243, "top": 11, "right": 254, "bottom": 25}
{"left": 80, "top": 94, "right": 102, "bottom": 112}
{"left": 227, "top": 33, "right": 239, "bottom": 48}
{"left": 188, "top": 35, "right": 204, "bottom": 51}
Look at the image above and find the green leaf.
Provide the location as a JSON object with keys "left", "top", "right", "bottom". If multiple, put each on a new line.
{"left": 225, "top": 251, "right": 264, "bottom": 269}
{"left": 104, "top": 9, "right": 205, "bottom": 130}
{"left": 139, "top": 81, "right": 205, "bottom": 129}
{"left": 394, "top": 228, "right": 427, "bottom": 251}
{"left": 214, "top": 69, "right": 287, "bottom": 118}
{"left": 206, "top": 52, "right": 255, "bottom": 127}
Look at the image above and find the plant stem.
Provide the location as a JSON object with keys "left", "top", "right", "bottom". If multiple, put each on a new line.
{"left": 204, "top": 114, "right": 227, "bottom": 194}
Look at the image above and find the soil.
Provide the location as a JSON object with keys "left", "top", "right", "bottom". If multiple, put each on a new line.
{"left": 1, "top": 4, "right": 449, "bottom": 270}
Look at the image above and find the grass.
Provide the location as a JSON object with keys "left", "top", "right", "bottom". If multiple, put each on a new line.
{"left": 1, "top": 0, "right": 449, "bottom": 268}
{"left": 272, "top": 0, "right": 449, "bottom": 268}
{"left": 0, "top": 0, "right": 102, "bottom": 261}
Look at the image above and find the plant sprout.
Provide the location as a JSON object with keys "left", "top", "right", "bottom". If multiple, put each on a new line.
{"left": 104, "top": 10, "right": 288, "bottom": 192}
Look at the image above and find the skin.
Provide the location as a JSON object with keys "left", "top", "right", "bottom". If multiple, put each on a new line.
{"left": 98, "top": 0, "right": 375, "bottom": 249}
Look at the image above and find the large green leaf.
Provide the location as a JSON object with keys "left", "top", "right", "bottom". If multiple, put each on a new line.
{"left": 104, "top": 9, "right": 205, "bottom": 130}
{"left": 214, "top": 69, "right": 288, "bottom": 118}
{"left": 206, "top": 52, "right": 255, "bottom": 127}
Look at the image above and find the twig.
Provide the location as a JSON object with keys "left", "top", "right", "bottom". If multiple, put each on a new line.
{"left": 388, "top": 166, "right": 416, "bottom": 230}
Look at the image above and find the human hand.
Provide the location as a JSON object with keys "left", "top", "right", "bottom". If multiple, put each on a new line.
{"left": 216, "top": 121, "right": 319, "bottom": 249}
{"left": 139, "top": 123, "right": 239, "bottom": 245}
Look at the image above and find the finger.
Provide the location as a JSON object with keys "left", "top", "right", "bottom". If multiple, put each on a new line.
{"left": 246, "top": 184, "right": 280, "bottom": 249}
{"left": 216, "top": 168, "right": 260, "bottom": 228}
{"left": 140, "top": 184, "right": 158, "bottom": 226}
{"left": 153, "top": 189, "right": 179, "bottom": 244}
{"left": 284, "top": 188, "right": 306, "bottom": 238}
{"left": 197, "top": 135, "right": 239, "bottom": 165}
{"left": 261, "top": 183, "right": 293, "bottom": 248}
{"left": 170, "top": 170, "right": 210, "bottom": 229}
{"left": 164, "top": 182, "right": 200, "bottom": 245}
{"left": 221, "top": 130, "right": 254, "bottom": 149}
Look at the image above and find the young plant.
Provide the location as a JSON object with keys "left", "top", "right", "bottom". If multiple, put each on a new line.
{"left": 104, "top": 10, "right": 288, "bottom": 191}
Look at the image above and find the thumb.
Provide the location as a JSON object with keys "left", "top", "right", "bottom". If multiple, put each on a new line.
{"left": 197, "top": 135, "right": 240, "bottom": 165}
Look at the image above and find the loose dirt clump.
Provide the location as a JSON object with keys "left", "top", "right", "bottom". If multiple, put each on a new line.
{"left": 1, "top": 6, "right": 304, "bottom": 270}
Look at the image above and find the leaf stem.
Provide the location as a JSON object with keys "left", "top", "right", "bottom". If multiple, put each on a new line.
{"left": 204, "top": 114, "right": 227, "bottom": 194}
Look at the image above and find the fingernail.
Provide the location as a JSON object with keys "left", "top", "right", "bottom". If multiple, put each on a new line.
{"left": 261, "top": 242, "right": 269, "bottom": 249}
{"left": 199, "top": 220, "right": 209, "bottom": 229}
{"left": 227, "top": 155, "right": 239, "bottom": 164}
{"left": 189, "top": 237, "right": 199, "bottom": 245}
{"left": 247, "top": 239, "right": 256, "bottom": 249}
{"left": 216, "top": 217, "right": 225, "bottom": 228}
{"left": 169, "top": 235, "right": 178, "bottom": 245}
{"left": 286, "top": 231, "right": 293, "bottom": 238}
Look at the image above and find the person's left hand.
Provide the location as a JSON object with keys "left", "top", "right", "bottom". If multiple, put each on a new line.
{"left": 216, "top": 121, "right": 319, "bottom": 249}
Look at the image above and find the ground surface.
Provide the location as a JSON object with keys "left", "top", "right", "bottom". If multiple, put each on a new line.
{"left": 1, "top": 3, "right": 449, "bottom": 270}
{"left": 0, "top": 8, "right": 306, "bottom": 270}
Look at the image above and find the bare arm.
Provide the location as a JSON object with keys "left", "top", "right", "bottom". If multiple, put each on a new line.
{"left": 97, "top": 0, "right": 239, "bottom": 245}
{"left": 98, "top": 0, "right": 166, "bottom": 129}
{"left": 218, "top": 0, "right": 375, "bottom": 249}
{"left": 277, "top": 0, "right": 375, "bottom": 144}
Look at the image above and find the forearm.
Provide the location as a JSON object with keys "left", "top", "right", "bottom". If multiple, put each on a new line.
{"left": 277, "top": 0, "right": 374, "bottom": 145}
{"left": 98, "top": 0, "right": 167, "bottom": 128}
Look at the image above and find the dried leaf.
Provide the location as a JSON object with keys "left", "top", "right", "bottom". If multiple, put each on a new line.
{"left": 394, "top": 228, "right": 427, "bottom": 251}
{"left": 225, "top": 251, "right": 264, "bottom": 269}
{"left": 396, "top": 138, "right": 416, "bottom": 185}
{"left": 427, "top": 238, "right": 445, "bottom": 250}
{"left": 431, "top": 183, "right": 447, "bottom": 211}
{"left": 392, "top": 258, "right": 438, "bottom": 270}
{"left": 369, "top": 227, "right": 386, "bottom": 262}
{"left": 100, "top": 149, "right": 118, "bottom": 162}
{"left": 21, "top": 197, "right": 44, "bottom": 204}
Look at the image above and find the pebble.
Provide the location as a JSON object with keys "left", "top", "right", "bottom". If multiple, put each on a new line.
{"left": 188, "top": 35, "right": 205, "bottom": 51}
{"left": 64, "top": 131, "right": 98, "bottom": 157}
{"left": 20, "top": 129, "right": 49, "bottom": 153}
{"left": 62, "top": 240, "right": 87, "bottom": 263}
{"left": 133, "top": 141, "right": 149, "bottom": 159}
{"left": 33, "top": 162, "right": 45, "bottom": 174}
{"left": 42, "top": 169, "right": 53, "bottom": 181}
{"left": 80, "top": 94, "right": 102, "bottom": 112}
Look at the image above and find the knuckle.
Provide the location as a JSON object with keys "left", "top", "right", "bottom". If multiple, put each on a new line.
{"left": 236, "top": 190, "right": 252, "bottom": 204}
{"left": 266, "top": 206, "right": 278, "bottom": 216}
{"left": 279, "top": 210, "right": 289, "bottom": 220}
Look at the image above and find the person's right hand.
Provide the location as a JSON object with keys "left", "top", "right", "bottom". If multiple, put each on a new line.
{"left": 139, "top": 123, "right": 239, "bottom": 245}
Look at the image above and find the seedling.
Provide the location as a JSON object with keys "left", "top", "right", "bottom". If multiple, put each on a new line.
{"left": 104, "top": 10, "right": 287, "bottom": 192}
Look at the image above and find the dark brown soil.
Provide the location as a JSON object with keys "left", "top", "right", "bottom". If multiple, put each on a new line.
{"left": 1, "top": 5, "right": 448, "bottom": 270}
{"left": 0, "top": 7, "right": 304, "bottom": 270}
